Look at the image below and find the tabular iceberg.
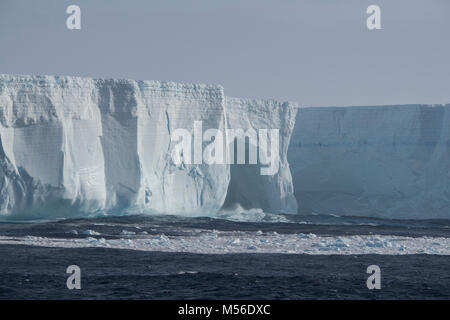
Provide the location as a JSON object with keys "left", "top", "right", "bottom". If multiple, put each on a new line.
{"left": 0, "top": 74, "right": 297, "bottom": 219}
{"left": 0, "top": 75, "right": 230, "bottom": 219}
{"left": 288, "top": 105, "right": 450, "bottom": 219}
{"left": 1, "top": 74, "right": 449, "bottom": 220}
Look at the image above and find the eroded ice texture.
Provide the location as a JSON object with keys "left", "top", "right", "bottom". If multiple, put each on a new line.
{"left": 223, "top": 97, "right": 298, "bottom": 214}
{"left": 0, "top": 75, "right": 229, "bottom": 219}
{"left": 1, "top": 74, "right": 449, "bottom": 220}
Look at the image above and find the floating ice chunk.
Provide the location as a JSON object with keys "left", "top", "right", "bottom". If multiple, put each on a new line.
{"left": 120, "top": 230, "right": 136, "bottom": 236}
{"left": 298, "top": 233, "right": 317, "bottom": 239}
{"left": 82, "top": 230, "right": 101, "bottom": 236}
{"left": 332, "top": 239, "right": 350, "bottom": 248}
{"left": 153, "top": 234, "right": 169, "bottom": 242}
{"left": 177, "top": 271, "right": 198, "bottom": 275}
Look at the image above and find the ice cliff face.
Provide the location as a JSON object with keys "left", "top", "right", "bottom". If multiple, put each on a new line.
{"left": 0, "top": 74, "right": 296, "bottom": 219}
{"left": 97, "top": 78, "right": 229, "bottom": 216}
{"left": 288, "top": 105, "right": 450, "bottom": 219}
{"left": 223, "top": 97, "right": 298, "bottom": 214}
{"left": 0, "top": 75, "right": 230, "bottom": 219}
{"left": 1, "top": 74, "right": 449, "bottom": 220}
{"left": 0, "top": 75, "right": 105, "bottom": 219}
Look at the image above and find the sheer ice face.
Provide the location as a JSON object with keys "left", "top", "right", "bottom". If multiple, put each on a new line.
{"left": 288, "top": 105, "right": 450, "bottom": 219}
{"left": 96, "top": 79, "right": 229, "bottom": 216}
{"left": 0, "top": 75, "right": 106, "bottom": 219}
{"left": 1, "top": 74, "right": 450, "bottom": 220}
{"left": 222, "top": 97, "right": 298, "bottom": 214}
{"left": 0, "top": 75, "right": 230, "bottom": 219}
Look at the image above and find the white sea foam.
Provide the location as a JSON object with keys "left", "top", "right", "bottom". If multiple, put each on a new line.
{"left": 217, "top": 205, "right": 291, "bottom": 223}
{"left": 0, "top": 231, "right": 449, "bottom": 255}
{"left": 82, "top": 230, "right": 101, "bottom": 236}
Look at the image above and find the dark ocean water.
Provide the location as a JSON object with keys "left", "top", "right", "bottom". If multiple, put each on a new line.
{"left": 0, "top": 214, "right": 449, "bottom": 299}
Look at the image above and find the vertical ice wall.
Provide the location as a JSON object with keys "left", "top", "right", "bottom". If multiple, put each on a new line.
{"left": 2, "top": 74, "right": 449, "bottom": 220}
{"left": 222, "top": 97, "right": 298, "bottom": 214}
{"left": 0, "top": 75, "right": 106, "bottom": 219}
{"left": 134, "top": 81, "right": 229, "bottom": 215}
{"left": 0, "top": 75, "right": 230, "bottom": 219}
{"left": 288, "top": 104, "right": 450, "bottom": 219}
{"left": 96, "top": 79, "right": 140, "bottom": 211}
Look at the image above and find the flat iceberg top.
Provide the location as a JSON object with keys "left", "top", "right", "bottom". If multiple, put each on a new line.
{"left": 0, "top": 73, "right": 223, "bottom": 91}
{"left": 300, "top": 103, "right": 450, "bottom": 110}
{"left": 0, "top": 73, "right": 225, "bottom": 127}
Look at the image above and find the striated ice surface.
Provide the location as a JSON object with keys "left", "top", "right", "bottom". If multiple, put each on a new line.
{"left": 222, "top": 97, "right": 298, "bottom": 214}
{"left": 0, "top": 74, "right": 297, "bottom": 219}
{"left": 288, "top": 105, "right": 450, "bottom": 219}
{"left": 0, "top": 75, "right": 229, "bottom": 219}
{"left": 1, "top": 74, "right": 450, "bottom": 220}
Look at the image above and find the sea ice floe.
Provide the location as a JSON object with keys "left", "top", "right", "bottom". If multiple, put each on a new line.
{"left": 0, "top": 231, "right": 449, "bottom": 255}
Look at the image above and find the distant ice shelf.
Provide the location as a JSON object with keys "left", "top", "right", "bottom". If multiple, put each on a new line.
{"left": 0, "top": 74, "right": 449, "bottom": 220}
{"left": 288, "top": 105, "right": 450, "bottom": 219}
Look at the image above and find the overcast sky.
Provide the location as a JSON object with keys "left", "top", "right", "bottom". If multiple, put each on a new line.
{"left": 1, "top": 0, "right": 449, "bottom": 107}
